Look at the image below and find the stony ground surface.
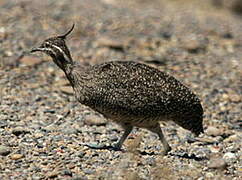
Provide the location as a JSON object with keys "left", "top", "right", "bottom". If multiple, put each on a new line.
{"left": 0, "top": 0, "right": 241, "bottom": 179}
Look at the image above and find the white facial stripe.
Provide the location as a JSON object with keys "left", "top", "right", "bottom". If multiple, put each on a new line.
{"left": 40, "top": 47, "right": 55, "bottom": 52}
{"left": 48, "top": 43, "right": 70, "bottom": 61}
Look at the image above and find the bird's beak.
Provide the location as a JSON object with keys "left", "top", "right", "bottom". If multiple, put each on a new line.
{"left": 30, "top": 47, "right": 43, "bottom": 53}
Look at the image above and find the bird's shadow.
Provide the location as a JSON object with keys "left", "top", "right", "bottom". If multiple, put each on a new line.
{"left": 84, "top": 143, "right": 125, "bottom": 152}
{"left": 84, "top": 143, "right": 207, "bottom": 161}
{"left": 168, "top": 152, "right": 208, "bottom": 161}
{"left": 137, "top": 151, "right": 207, "bottom": 161}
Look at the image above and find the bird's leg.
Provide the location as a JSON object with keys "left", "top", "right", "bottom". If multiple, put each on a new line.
{"left": 147, "top": 124, "right": 171, "bottom": 155}
{"left": 113, "top": 124, "right": 133, "bottom": 150}
{"left": 85, "top": 123, "right": 133, "bottom": 151}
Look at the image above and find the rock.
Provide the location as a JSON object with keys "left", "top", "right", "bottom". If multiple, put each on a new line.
{"left": 84, "top": 115, "right": 107, "bottom": 126}
{"left": 205, "top": 172, "right": 214, "bottom": 178}
{"left": 109, "top": 135, "right": 118, "bottom": 142}
{"left": 83, "top": 169, "right": 95, "bottom": 174}
{"left": 0, "top": 145, "right": 11, "bottom": 156}
{"left": 229, "top": 93, "right": 241, "bottom": 102}
{"left": 61, "top": 127, "right": 79, "bottom": 134}
{"left": 224, "top": 134, "right": 239, "bottom": 143}
{"left": 34, "top": 132, "right": 44, "bottom": 138}
{"left": 0, "top": 120, "right": 8, "bottom": 128}
{"left": 59, "top": 86, "right": 73, "bottom": 95}
{"left": 5, "top": 50, "right": 13, "bottom": 57}
{"left": 46, "top": 171, "right": 59, "bottom": 178}
{"left": 197, "top": 137, "right": 218, "bottom": 144}
{"left": 77, "top": 152, "right": 86, "bottom": 158}
{"left": 0, "top": 27, "right": 7, "bottom": 39}
{"left": 10, "top": 154, "right": 23, "bottom": 160}
{"left": 182, "top": 35, "right": 208, "bottom": 53}
{"left": 12, "top": 127, "right": 30, "bottom": 136}
{"left": 207, "top": 158, "right": 227, "bottom": 170}
{"left": 63, "top": 169, "right": 72, "bottom": 176}
{"left": 209, "top": 145, "right": 221, "bottom": 153}
{"left": 206, "top": 126, "right": 222, "bottom": 136}
{"left": 19, "top": 56, "right": 42, "bottom": 66}
{"left": 72, "top": 176, "right": 87, "bottom": 180}
{"left": 55, "top": 79, "right": 69, "bottom": 86}
{"left": 42, "top": 124, "right": 57, "bottom": 132}
{"left": 32, "top": 175, "right": 42, "bottom": 180}
{"left": 222, "top": 93, "right": 229, "bottom": 100}
{"left": 95, "top": 37, "right": 126, "bottom": 52}
{"left": 223, "top": 152, "right": 237, "bottom": 163}
{"left": 85, "top": 142, "right": 107, "bottom": 149}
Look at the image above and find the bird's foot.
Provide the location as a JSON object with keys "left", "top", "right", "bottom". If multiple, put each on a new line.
{"left": 111, "top": 143, "right": 123, "bottom": 151}
{"left": 161, "top": 146, "right": 172, "bottom": 156}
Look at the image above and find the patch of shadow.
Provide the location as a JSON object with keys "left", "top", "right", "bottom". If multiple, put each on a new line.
{"left": 144, "top": 57, "right": 168, "bottom": 66}
{"left": 108, "top": 46, "right": 125, "bottom": 53}
{"left": 138, "top": 150, "right": 156, "bottom": 156}
{"left": 84, "top": 143, "right": 124, "bottom": 152}
{"left": 170, "top": 152, "right": 208, "bottom": 161}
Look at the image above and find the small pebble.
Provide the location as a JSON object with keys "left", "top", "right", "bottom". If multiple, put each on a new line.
{"left": 12, "top": 127, "right": 30, "bottom": 136}
{"left": 78, "top": 152, "right": 86, "bottom": 158}
{"left": 206, "top": 126, "right": 222, "bottom": 136}
{"left": 46, "top": 171, "right": 59, "bottom": 178}
{"left": 0, "top": 145, "right": 11, "bottom": 156}
{"left": 109, "top": 135, "right": 118, "bottom": 142}
{"left": 207, "top": 158, "right": 227, "bottom": 170}
{"left": 59, "top": 86, "right": 73, "bottom": 95}
{"left": 229, "top": 94, "right": 241, "bottom": 102}
{"left": 223, "top": 152, "right": 237, "bottom": 163}
{"left": 205, "top": 172, "right": 214, "bottom": 178}
{"left": 223, "top": 134, "right": 239, "bottom": 143}
{"left": 197, "top": 137, "right": 217, "bottom": 144}
{"left": 181, "top": 35, "right": 207, "bottom": 53}
{"left": 34, "top": 133, "right": 44, "bottom": 138}
{"left": 209, "top": 145, "right": 221, "bottom": 153}
{"left": 84, "top": 115, "right": 107, "bottom": 126}
{"left": 42, "top": 124, "right": 57, "bottom": 132}
{"left": 72, "top": 176, "right": 87, "bottom": 180}
{"left": 10, "top": 154, "right": 23, "bottom": 160}
{"left": 84, "top": 169, "right": 95, "bottom": 174}
{"left": 61, "top": 127, "right": 79, "bottom": 134}
{"left": 19, "top": 56, "right": 42, "bottom": 66}
{"left": 32, "top": 175, "right": 42, "bottom": 180}
{"left": 0, "top": 120, "right": 8, "bottom": 128}
{"left": 63, "top": 169, "right": 72, "bottom": 176}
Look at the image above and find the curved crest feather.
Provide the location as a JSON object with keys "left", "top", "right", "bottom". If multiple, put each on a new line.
{"left": 58, "top": 23, "right": 75, "bottom": 39}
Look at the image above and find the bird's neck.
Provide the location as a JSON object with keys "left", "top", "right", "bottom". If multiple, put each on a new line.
{"left": 52, "top": 55, "right": 73, "bottom": 72}
{"left": 60, "top": 60, "right": 87, "bottom": 88}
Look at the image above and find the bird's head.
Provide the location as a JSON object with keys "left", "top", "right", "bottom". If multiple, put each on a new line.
{"left": 30, "top": 24, "right": 75, "bottom": 69}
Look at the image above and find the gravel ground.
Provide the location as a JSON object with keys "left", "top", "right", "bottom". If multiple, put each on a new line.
{"left": 0, "top": 0, "right": 241, "bottom": 179}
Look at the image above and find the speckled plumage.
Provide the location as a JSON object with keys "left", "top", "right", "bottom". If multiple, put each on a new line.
{"left": 70, "top": 61, "right": 203, "bottom": 132}
{"left": 31, "top": 25, "right": 204, "bottom": 154}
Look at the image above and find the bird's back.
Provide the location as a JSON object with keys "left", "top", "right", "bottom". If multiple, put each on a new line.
{"left": 71, "top": 61, "right": 203, "bottom": 130}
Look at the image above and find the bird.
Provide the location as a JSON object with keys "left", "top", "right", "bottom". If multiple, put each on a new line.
{"left": 30, "top": 24, "right": 204, "bottom": 155}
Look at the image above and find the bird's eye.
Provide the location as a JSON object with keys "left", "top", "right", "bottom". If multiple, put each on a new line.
{"left": 44, "top": 43, "right": 50, "bottom": 48}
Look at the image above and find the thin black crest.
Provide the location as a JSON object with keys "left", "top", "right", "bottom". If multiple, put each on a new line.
{"left": 58, "top": 23, "right": 75, "bottom": 39}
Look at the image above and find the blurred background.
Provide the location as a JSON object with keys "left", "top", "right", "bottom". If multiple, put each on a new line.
{"left": 0, "top": 0, "right": 241, "bottom": 179}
